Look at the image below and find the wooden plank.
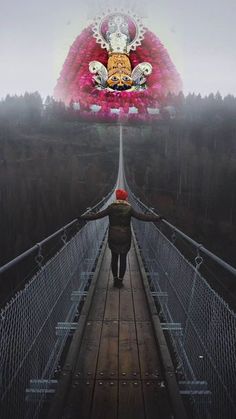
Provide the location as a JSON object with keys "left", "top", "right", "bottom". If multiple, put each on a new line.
{"left": 47, "top": 239, "right": 108, "bottom": 419}
{"left": 107, "top": 278, "right": 117, "bottom": 290}
{"left": 97, "top": 260, "right": 111, "bottom": 289}
{"left": 132, "top": 228, "right": 188, "bottom": 419}
{"left": 128, "top": 251, "right": 140, "bottom": 271}
{"left": 104, "top": 290, "right": 119, "bottom": 320}
{"left": 142, "top": 380, "right": 173, "bottom": 419}
{"left": 128, "top": 255, "right": 143, "bottom": 289}
{"left": 136, "top": 321, "right": 162, "bottom": 380}
{"left": 132, "top": 289, "right": 150, "bottom": 321}
{"left": 119, "top": 290, "right": 134, "bottom": 321}
{"left": 96, "top": 338, "right": 119, "bottom": 380}
{"left": 91, "top": 380, "right": 118, "bottom": 419}
{"left": 119, "top": 321, "right": 137, "bottom": 341}
{"left": 96, "top": 270, "right": 110, "bottom": 289}
{"left": 75, "top": 321, "right": 103, "bottom": 379}
{"left": 100, "top": 320, "right": 119, "bottom": 338}
{"left": 88, "top": 289, "right": 107, "bottom": 320}
{"left": 96, "top": 321, "right": 119, "bottom": 379}
{"left": 119, "top": 321, "right": 140, "bottom": 380}
{"left": 100, "top": 249, "right": 111, "bottom": 269}
{"left": 116, "top": 252, "right": 132, "bottom": 289}
{"left": 75, "top": 340, "right": 100, "bottom": 379}
{"left": 64, "top": 379, "right": 94, "bottom": 419}
{"left": 118, "top": 380, "right": 145, "bottom": 419}
{"left": 136, "top": 321, "right": 155, "bottom": 344}
{"left": 130, "top": 272, "right": 143, "bottom": 289}
{"left": 80, "top": 320, "right": 103, "bottom": 342}
{"left": 121, "top": 265, "right": 132, "bottom": 289}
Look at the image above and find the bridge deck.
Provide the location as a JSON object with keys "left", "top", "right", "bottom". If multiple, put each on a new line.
{"left": 62, "top": 244, "right": 173, "bottom": 419}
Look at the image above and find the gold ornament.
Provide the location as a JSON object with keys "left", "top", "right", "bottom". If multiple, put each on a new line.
{"left": 107, "top": 53, "right": 132, "bottom": 90}
{"left": 89, "top": 12, "right": 152, "bottom": 91}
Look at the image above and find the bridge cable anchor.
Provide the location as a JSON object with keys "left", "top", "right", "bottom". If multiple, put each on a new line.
{"left": 61, "top": 228, "right": 67, "bottom": 245}
{"left": 171, "top": 231, "right": 177, "bottom": 244}
{"left": 35, "top": 244, "right": 44, "bottom": 268}
{"left": 195, "top": 246, "right": 203, "bottom": 270}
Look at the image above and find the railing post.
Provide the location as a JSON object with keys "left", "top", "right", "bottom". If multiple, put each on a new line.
{"left": 183, "top": 252, "right": 203, "bottom": 346}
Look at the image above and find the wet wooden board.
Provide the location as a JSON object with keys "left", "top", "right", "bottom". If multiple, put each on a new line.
{"left": 88, "top": 289, "right": 107, "bottom": 320}
{"left": 96, "top": 321, "right": 119, "bottom": 379}
{"left": 80, "top": 320, "right": 103, "bottom": 342}
{"left": 130, "top": 273, "right": 144, "bottom": 289}
{"left": 100, "top": 319, "right": 119, "bottom": 338}
{"left": 75, "top": 321, "right": 103, "bottom": 378}
{"left": 120, "top": 263, "right": 132, "bottom": 288}
{"left": 119, "top": 321, "right": 140, "bottom": 380}
{"left": 132, "top": 289, "right": 151, "bottom": 321}
{"left": 128, "top": 247, "right": 141, "bottom": 269}
{"left": 104, "top": 290, "right": 119, "bottom": 320}
{"left": 107, "top": 277, "right": 117, "bottom": 290}
{"left": 96, "top": 258, "right": 111, "bottom": 289}
{"left": 65, "top": 379, "right": 94, "bottom": 419}
{"left": 128, "top": 254, "right": 143, "bottom": 289}
{"left": 136, "top": 321, "right": 162, "bottom": 380}
{"left": 118, "top": 380, "right": 145, "bottom": 419}
{"left": 96, "top": 271, "right": 110, "bottom": 289}
{"left": 57, "top": 244, "right": 175, "bottom": 419}
{"left": 90, "top": 380, "right": 118, "bottom": 419}
{"left": 128, "top": 254, "right": 141, "bottom": 273}
{"left": 119, "top": 289, "right": 134, "bottom": 321}
{"left": 97, "top": 264, "right": 111, "bottom": 288}
{"left": 142, "top": 380, "right": 173, "bottom": 419}
{"left": 74, "top": 340, "right": 100, "bottom": 380}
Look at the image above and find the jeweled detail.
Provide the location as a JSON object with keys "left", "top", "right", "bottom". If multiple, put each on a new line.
{"left": 89, "top": 11, "right": 152, "bottom": 91}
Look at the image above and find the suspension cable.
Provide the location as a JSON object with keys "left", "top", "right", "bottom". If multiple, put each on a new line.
{"left": 130, "top": 191, "right": 236, "bottom": 276}
{"left": 0, "top": 188, "right": 114, "bottom": 275}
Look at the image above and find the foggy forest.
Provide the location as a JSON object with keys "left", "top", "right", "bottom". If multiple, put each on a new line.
{"left": 1, "top": 2, "right": 236, "bottom": 418}
{"left": 0, "top": 92, "right": 235, "bottom": 307}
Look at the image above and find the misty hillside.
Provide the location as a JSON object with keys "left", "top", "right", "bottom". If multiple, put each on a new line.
{"left": 124, "top": 118, "right": 236, "bottom": 267}
{"left": 0, "top": 122, "right": 119, "bottom": 267}
{"left": 0, "top": 92, "right": 236, "bottom": 306}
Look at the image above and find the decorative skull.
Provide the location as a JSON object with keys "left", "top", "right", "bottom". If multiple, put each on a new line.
{"left": 107, "top": 53, "right": 132, "bottom": 90}
{"left": 89, "top": 12, "right": 153, "bottom": 91}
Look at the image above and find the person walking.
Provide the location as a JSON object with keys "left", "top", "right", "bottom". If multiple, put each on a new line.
{"left": 80, "top": 189, "right": 163, "bottom": 287}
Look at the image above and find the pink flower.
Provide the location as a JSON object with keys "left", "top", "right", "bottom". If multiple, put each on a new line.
{"left": 54, "top": 24, "right": 182, "bottom": 121}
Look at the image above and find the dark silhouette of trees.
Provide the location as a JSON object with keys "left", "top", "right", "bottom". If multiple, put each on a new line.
{"left": 0, "top": 91, "right": 236, "bottom": 304}
{"left": 124, "top": 92, "right": 236, "bottom": 267}
{"left": 0, "top": 92, "right": 43, "bottom": 129}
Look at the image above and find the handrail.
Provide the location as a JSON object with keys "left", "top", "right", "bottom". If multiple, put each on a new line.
{"left": 131, "top": 192, "right": 236, "bottom": 276}
{"left": 0, "top": 188, "right": 115, "bottom": 275}
{"left": 2, "top": 121, "right": 235, "bottom": 279}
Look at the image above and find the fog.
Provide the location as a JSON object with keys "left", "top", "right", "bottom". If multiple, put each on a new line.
{"left": 0, "top": 0, "right": 235, "bottom": 98}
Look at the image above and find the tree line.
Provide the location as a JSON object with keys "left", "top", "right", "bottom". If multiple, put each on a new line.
{"left": 1, "top": 91, "right": 236, "bottom": 129}
{"left": 0, "top": 91, "right": 235, "bottom": 305}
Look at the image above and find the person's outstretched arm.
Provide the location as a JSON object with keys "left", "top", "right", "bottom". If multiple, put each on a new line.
{"left": 131, "top": 207, "right": 163, "bottom": 222}
{"left": 79, "top": 206, "right": 110, "bottom": 221}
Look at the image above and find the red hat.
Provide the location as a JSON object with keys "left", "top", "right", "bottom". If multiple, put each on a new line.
{"left": 116, "top": 189, "right": 128, "bottom": 201}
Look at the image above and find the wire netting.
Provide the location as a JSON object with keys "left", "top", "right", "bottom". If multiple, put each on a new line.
{"left": 0, "top": 195, "right": 113, "bottom": 419}
{"left": 129, "top": 192, "right": 236, "bottom": 419}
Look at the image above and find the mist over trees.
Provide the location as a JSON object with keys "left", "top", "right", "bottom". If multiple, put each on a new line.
{"left": 0, "top": 93, "right": 120, "bottom": 265}
{"left": 0, "top": 91, "right": 235, "bottom": 304}
{"left": 1, "top": 90, "right": 236, "bottom": 124}
{"left": 124, "top": 92, "right": 236, "bottom": 267}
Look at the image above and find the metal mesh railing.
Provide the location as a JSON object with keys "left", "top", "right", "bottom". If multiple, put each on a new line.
{"left": 0, "top": 193, "right": 114, "bottom": 419}
{"left": 129, "top": 192, "right": 236, "bottom": 419}
{"left": 1, "top": 125, "right": 236, "bottom": 419}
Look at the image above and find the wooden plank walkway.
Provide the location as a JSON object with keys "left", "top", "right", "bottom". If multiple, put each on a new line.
{"left": 62, "top": 244, "right": 173, "bottom": 419}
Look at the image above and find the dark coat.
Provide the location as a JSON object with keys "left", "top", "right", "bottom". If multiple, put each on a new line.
{"left": 81, "top": 200, "right": 161, "bottom": 254}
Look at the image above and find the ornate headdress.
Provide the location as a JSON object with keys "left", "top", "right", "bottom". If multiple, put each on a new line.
{"left": 89, "top": 11, "right": 152, "bottom": 91}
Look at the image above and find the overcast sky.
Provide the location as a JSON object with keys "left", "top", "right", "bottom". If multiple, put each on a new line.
{"left": 0, "top": 0, "right": 235, "bottom": 99}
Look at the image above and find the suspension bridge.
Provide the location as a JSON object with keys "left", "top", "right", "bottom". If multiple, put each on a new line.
{"left": 0, "top": 126, "right": 236, "bottom": 419}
